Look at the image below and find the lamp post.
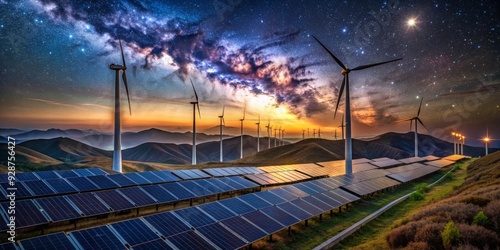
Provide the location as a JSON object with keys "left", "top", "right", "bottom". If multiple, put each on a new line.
{"left": 461, "top": 136, "right": 465, "bottom": 156}
{"left": 451, "top": 132, "right": 456, "bottom": 154}
{"left": 483, "top": 137, "right": 490, "bottom": 156}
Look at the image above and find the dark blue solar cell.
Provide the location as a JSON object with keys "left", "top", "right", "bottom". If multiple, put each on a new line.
{"left": 23, "top": 180, "right": 56, "bottom": 196}
{"left": 72, "top": 169, "right": 94, "bottom": 177}
{"left": 136, "top": 172, "right": 164, "bottom": 184}
{"left": 0, "top": 191, "right": 6, "bottom": 202}
{"left": 216, "top": 177, "right": 246, "bottom": 190}
{"left": 111, "top": 218, "right": 159, "bottom": 246}
{"left": 130, "top": 239, "right": 173, "bottom": 250}
{"left": 178, "top": 181, "right": 211, "bottom": 197}
{"left": 238, "top": 194, "right": 272, "bottom": 209}
{"left": 35, "top": 171, "right": 60, "bottom": 180}
{"left": 220, "top": 216, "right": 267, "bottom": 243}
{"left": 227, "top": 176, "right": 259, "bottom": 188}
{"left": 188, "top": 169, "right": 210, "bottom": 179}
{"left": 200, "top": 178, "right": 233, "bottom": 192}
{"left": 1, "top": 200, "right": 48, "bottom": 228}
{"left": 0, "top": 242, "right": 17, "bottom": 250}
{"left": 302, "top": 196, "right": 331, "bottom": 212}
{"left": 173, "top": 207, "right": 216, "bottom": 228}
{"left": 197, "top": 202, "right": 236, "bottom": 221}
{"left": 16, "top": 172, "right": 39, "bottom": 182}
{"left": 87, "top": 175, "right": 120, "bottom": 189}
{"left": 67, "top": 193, "right": 110, "bottom": 216}
{"left": 107, "top": 174, "right": 137, "bottom": 187}
{"left": 292, "top": 183, "right": 319, "bottom": 195}
{"left": 141, "top": 185, "right": 177, "bottom": 203}
{"left": 0, "top": 174, "right": 8, "bottom": 183}
{"left": 56, "top": 170, "right": 79, "bottom": 178}
{"left": 280, "top": 185, "right": 309, "bottom": 198}
{"left": 151, "top": 171, "right": 180, "bottom": 182}
{"left": 1, "top": 182, "right": 32, "bottom": 198}
{"left": 166, "top": 230, "right": 216, "bottom": 250}
{"left": 301, "top": 182, "right": 328, "bottom": 193}
{"left": 123, "top": 173, "right": 151, "bottom": 185}
{"left": 290, "top": 199, "right": 323, "bottom": 216}
{"left": 192, "top": 179, "right": 223, "bottom": 194}
{"left": 118, "top": 187, "right": 156, "bottom": 207}
{"left": 94, "top": 190, "right": 135, "bottom": 211}
{"left": 159, "top": 183, "right": 195, "bottom": 200}
{"left": 261, "top": 206, "right": 300, "bottom": 227}
{"left": 254, "top": 191, "right": 287, "bottom": 205}
{"left": 143, "top": 212, "right": 191, "bottom": 237}
{"left": 218, "top": 198, "right": 256, "bottom": 215}
{"left": 269, "top": 188, "right": 300, "bottom": 201}
{"left": 241, "top": 210, "right": 283, "bottom": 234}
{"left": 86, "top": 168, "right": 108, "bottom": 175}
{"left": 46, "top": 179, "right": 78, "bottom": 194}
{"left": 310, "top": 179, "right": 338, "bottom": 190}
{"left": 36, "top": 196, "right": 81, "bottom": 222}
{"left": 66, "top": 177, "right": 99, "bottom": 192}
{"left": 311, "top": 193, "right": 342, "bottom": 208}
{"left": 196, "top": 223, "right": 246, "bottom": 250}
{"left": 171, "top": 170, "right": 191, "bottom": 180}
{"left": 70, "top": 225, "right": 125, "bottom": 250}
{"left": 19, "top": 232, "right": 76, "bottom": 250}
{"left": 277, "top": 202, "right": 313, "bottom": 220}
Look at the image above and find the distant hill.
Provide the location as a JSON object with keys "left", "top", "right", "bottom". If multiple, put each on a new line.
{"left": 202, "top": 125, "right": 240, "bottom": 136}
{"left": 0, "top": 128, "right": 27, "bottom": 137}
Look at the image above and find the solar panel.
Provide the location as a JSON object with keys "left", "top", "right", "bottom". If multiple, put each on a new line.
{"left": 22, "top": 180, "right": 56, "bottom": 196}
{"left": 301, "top": 196, "right": 331, "bottom": 212}
{"left": 18, "top": 232, "right": 76, "bottom": 250}
{"left": 254, "top": 191, "right": 287, "bottom": 205}
{"left": 193, "top": 179, "right": 223, "bottom": 194}
{"left": 202, "top": 168, "right": 223, "bottom": 177}
{"left": 0, "top": 182, "right": 32, "bottom": 198}
{"left": 398, "top": 157, "right": 426, "bottom": 164}
{"left": 141, "top": 185, "right": 177, "bottom": 203}
{"left": 16, "top": 172, "right": 39, "bottom": 182}
{"left": 241, "top": 210, "right": 283, "bottom": 234}
{"left": 0, "top": 242, "right": 17, "bottom": 250}
{"left": 425, "top": 159, "right": 455, "bottom": 168}
{"left": 111, "top": 218, "right": 160, "bottom": 246}
{"left": 166, "top": 230, "right": 216, "bottom": 250}
{"left": 311, "top": 193, "right": 342, "bottom": 208}
{"left": 332, "top": 188, "right": 361, "bottom": 203}
{"left": 178, "top": 181, "right": 212, "bottom": 197}
{"left": 72, "top": 169, "right": 94, "bottom": 177}
{"left": 0, "top": 200, "right": 48, "bottom": 228}
{"left": 70, "top": 225, "right": 125, "bottom": 250}
{"left": 292, "top": 183, "right": 319, "bottom": 195}
{"left": 238, "top": 194, "right": 272, "bottom": 209}
{"left": 268, "top": 188, "right": 300, "bottom": 201}
{"left": 189, "top": 169, "right": 210, "bottom": 179}
{"left": 202, "top": 178, "right": 233, "bottom": 192}
{"left": 143, "top": 212, "right": 191, "bottom": 237}
{"left": 67, "top": 193, "right": 110, "bottom": 216}
{"left": 130, "top": 239, "right": 174, "bottom": 250}
{"left": 86, "top": 168, "right": 108, "bottom": 175}
{"left": 280, "top": 185, "right": 309, "bottom": 198}
{"left": 56, "top": 170, "right": 79, "bottom": 178}
{"left": 196, "top": 223, "right": 246, "bottom": 249}
{"left": 290, "top": 199, "right": 323, "bottom": 216}
{"left": 36, "top": 196, "right": 82, "bottom": 222}
{"left": 309, "top": 179, "right": 336, "bottom": 191}
{"left": 171, "top": 170, "right": 191, "bottom": 180}
{"left": 117, "top": 187, "right": 156, "bottom": 207}
{"left": 94, "top": 190, "right": 135, "bottom": 211}
{"left": 261, "top": 206, "right": 300, "bottom": 227}
{"left": 218, "top": 197, "right": 256, "bottom": 215}
{"left": 106, "top": 174, "right": 137, "bottom": 187}
{"left": 123, "top": 173, "right": 151, "bottom": 185}
{"left": 159, "top": 183, "right": 196, "bottom": 200}
{"left": 322, "top": 190, "right": 350, "bottom": 205}
{"left": 65, "top": 177, "right": 99, "bottom": 192}
{"left": 227, "top": 176, "right": 259, "bottom": 188}
{"left": 220, "top": 216, "right": 267, "bottom": 243}
{"left": 422, "top": 155, "right": 440, "bottom": 161}
{"left": 277, "top": 202, "right": 313, "bottom": 220}
{"left": 173, "top": 207, "right": 216, "bottom": 228}
{"left": 86, "top": 175, "right": 120, "bottom": 189}
{"left": 197, "top": 202, "right": 236, "bottom": 221}
{"left": 45, "top": 179, "right": 78, "bottom": 194}
{"left": 0, "top": 174, "right": 8, "bottom": 184}
{"left": 151, "top": 171, "right": 180, "bottom": 182}
{"left": 34, "top": 171, "right": 60, "bottom": 180}
{"left": 136, "top": 172, "right": 165, "bottom": 184}
{"left": 301, "top": 181, "right": 328, "bottom": 193}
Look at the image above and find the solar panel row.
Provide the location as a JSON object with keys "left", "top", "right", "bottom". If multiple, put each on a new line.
{"left": 387, "top": 164, "right": 439, "bottom": 183}
{"left": 425, "top": 159, "right": 456, "bottom": 168}
{"left": 244, "top": 170, "right": 310, "bottom": 186}
{"left": 202, "top": 166, "right": 263, "bottom": 177}
{"left": 341, "top": 176, "right": 401, "bottom": 196}
{"left": 0, "top": 168, "right": 107, "bottom": 184}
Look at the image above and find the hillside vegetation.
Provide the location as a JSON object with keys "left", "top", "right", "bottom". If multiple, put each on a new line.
{"left": 386, "top": 152, "right": 500, "bottom": 249}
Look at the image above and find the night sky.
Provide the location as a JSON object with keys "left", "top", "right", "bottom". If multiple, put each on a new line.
{"left": 0, "top": 0, "right": 498, "bottom": 147}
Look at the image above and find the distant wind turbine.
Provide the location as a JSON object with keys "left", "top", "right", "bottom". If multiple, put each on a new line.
{"left": 338, "top": 116, "right": 345, "bottom": 140}
{"left": 190, "top": 79, "right": 201, "bottom": 165}
{"left": 334, "top": 129, "right": 338, "bottom": 140}
{"left": 281, "top": 129, "right": 285, "bottom": 146}
{"left": 318, "top": 128, "right": 321, "bottom": 138}
{"left": 308, "top": 128, "right": 310, "bottom": 137}
{"left": 218, "top": 106, "right": 225, "bottom": 162}
{"left": 240, "top": 108, "right": 245, "bottom": 159}
{"left": 109, "top": 39, "right": 132, "bottom": 173}
{"left": 266, "top": 119, "right": 272, "bottom": 149}
{"left": 313, "top": 129, "right": 316, "bottom": 138}
{"left": 481, "top": 128, "right": 497, "bottom": 156}
{"left": 256, "top": 115, "right": 261, "bottom": 152}
{"left": 400, "top": 97, "right": 430, "bottom": 157}
{"left": 274, "top": 127, "right": 279, "bottom": 147}
{"left": 313, "top": 35, "right": 402, "bottom": 174}
{"left": 302, "top": 129, "right": 306, "bottom": 140}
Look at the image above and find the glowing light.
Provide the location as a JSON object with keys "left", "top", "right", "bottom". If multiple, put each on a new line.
{"left": 483, "top": 137, "right": 490, "bottom": 142}
{"left": 407, "top": 18, "right": 416, "bottom": 27}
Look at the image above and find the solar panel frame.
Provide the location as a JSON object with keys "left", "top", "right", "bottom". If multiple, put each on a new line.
{"left": 0, "top": 200, "right": 49, "bottom": 228}
{"left": 67, "top": 192, "right": 110, "bottom": 216}
{"left": 110, "top": 218, "right": 160, "bottom": 247}
{"left": 159, "top": 182, "right": 196, "bottom": 200}
{"left": 218, "top": 197, "right": 257, "bottom": 215}
{"left": 35, "top": 196, "right": 82, "bottom": 222}
{"left": 143, "top": 212, "right": 191, "bottom": 238}
{"left": 70, "top": 225, "right": 125, "bottom": 250}
{"left": 65, "top": 176, "right": 99, "bottom": 192}
{"left": 241, "top": 210, "right": 283, "bottom": 234}
{"left": 106, "top": 174, "right": 138, "bottom": 187}
{"left": 196, "top": 223, "right": 247, "bottom": 249}
{"left": 45, "top": 178, "right": 78, "bottom": 194}
{"left": 172, "top": 207, "right": 216, "bottom": 228}
{"left": 22, "top": 180, "right": 56, "bottom": 196}
{"left": 94, "top": 190, "right": 135, "bottom": 211}
{"left": 86, "top": 175, "right": 120, "bottom": 189}
{"left": 18, "top": 232, "right": 77, "bottom": 250}
{"left": 141, "top": 185, "right": 178, "bottom": 203}
{"left": 117, "top": 187, "right": 157, "bottom": 207}
{"left": 166, "top": 230, "right": 217, "bottom": 250}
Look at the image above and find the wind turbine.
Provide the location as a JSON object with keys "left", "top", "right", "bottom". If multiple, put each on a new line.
{"left": 302, "top": 129, "right": 306, "bottom": 140}
{"left": 400, "top": 97, "right": 430, "bottom": 157}
{"left": 218, "top": 106, "right": 225, "bottom": 162}
{"left": 334, "top": 129, "right": 338, "bottom": 140}
{"left": 109, "top": 39, "right": 132, "bottom": 173}
{"left": 266, "top": 119, "right": 272, "bottom": 149}
{"left": 338, "top": 116, "right": 345, "bottom": 140}
{"left": 318, "top": 128, "right": 321, "bottom": 138}
{"left": 239, "top": 108, "right": 246, "bottom": 159}
{"left": 281, "top": 129, "right": 285, "bottom": 146}
{"left": 313, "top": 129, "right": 316, "bottom": 138}
{"left": 190, "top": 79, "right": 201, "bottom": 165}
{"left": 256, "top": 115, "right": 261, "bottom": 152}
{"left": 313, "top": 35, "right": 402, "bottom": 174}
{"left": 274, "top": 127, "right": 278, "bottom": 147}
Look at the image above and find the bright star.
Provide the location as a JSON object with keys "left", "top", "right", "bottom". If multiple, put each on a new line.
{"left": 407, "top": 18, "right": 416, "bottom": 27}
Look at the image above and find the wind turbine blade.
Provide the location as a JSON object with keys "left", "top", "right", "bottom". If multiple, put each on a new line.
{"left": 122, "top": 71, "right": 132, "bottom": 115}
{"left": 417, "top": 118, "right": 430, "bottom": 133}
{"left": 417, "top": 97, "right": 424, "bottom": 117}
{"left": 222, "top": 117, "right": 225, "bottom": 126}
{"left": 222, "top": 105, "right": 225, "bottom": 117}
{"left": 396, "top": 118, "right": 413, "bottom": 123}
{"left": 312, "top": 36, "right": 346, "bottom": 70}
{"left": 190, "top": 78, "right": 199, "bottom": 102}
{"left": 197, "top": 103, "right": 201, "bottom": 119}
{"left": 119, "top": 39, "right": 126, "bottom": 68}
{"left": 243, "top": 108, "right": 246, "bottom": 120}
{"left": 334, "top": 77, "right": 346, "bottom": 119}
{"left": 351, "top": 58, "right": 402, "bottom": 71}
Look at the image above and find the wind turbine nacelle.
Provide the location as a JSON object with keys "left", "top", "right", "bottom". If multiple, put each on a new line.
{"left": 341, "top": 69, "right": 350, "bottom": 75}
{"left": 109, "top": 64, "right": 126, "bottom": 70}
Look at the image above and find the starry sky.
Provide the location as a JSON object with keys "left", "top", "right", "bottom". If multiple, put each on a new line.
{"left": 0, "top": 0, "right": 498, "bottom": 146}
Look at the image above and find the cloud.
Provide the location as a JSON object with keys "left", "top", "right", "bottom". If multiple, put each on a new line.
{"left": 28, "top": 98, "right": 85, "bottom": 110}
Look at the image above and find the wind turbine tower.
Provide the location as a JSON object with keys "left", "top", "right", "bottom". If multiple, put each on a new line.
{"left": 256, "top": 116, "right": 261, "bottom": 152}
{"left": 401, "top": 97, "right": 430, "bottom": 157}
{"left": 189, "top": 79, "right": 201, "bottom": 165}
{"left": 240, "top": 108, "right": 245, "bottom": 159}
{"left": 218, "top": 106, "right": 225, "bottom": 162}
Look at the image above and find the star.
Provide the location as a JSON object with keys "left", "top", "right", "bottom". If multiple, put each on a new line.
{"left": 407, "top": 18, "right": 416, "bottom": 27}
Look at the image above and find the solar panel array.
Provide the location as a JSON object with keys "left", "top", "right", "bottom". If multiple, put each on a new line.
{"left": 244, "top": 170, "right": 310, "bottom": 186}
{"left": 442, "top": 154, "right": 468, "bottom": 161}
{"left": 0, "top": 168, "right": 107, "bottom": 184}
{"left": 202, "top": 167, "right": 264, "bottom": 177}
{"left": 369, "top": 159, "right": 403, "bottom": 168}
{"left": 425, "top": 159, "right": 456, "bottom": 168}
{"left": 387, "top": 164, "right": 440, "bottom": 183}
{"left": 398, "top": 157, "right": 426, "bottom": 164}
